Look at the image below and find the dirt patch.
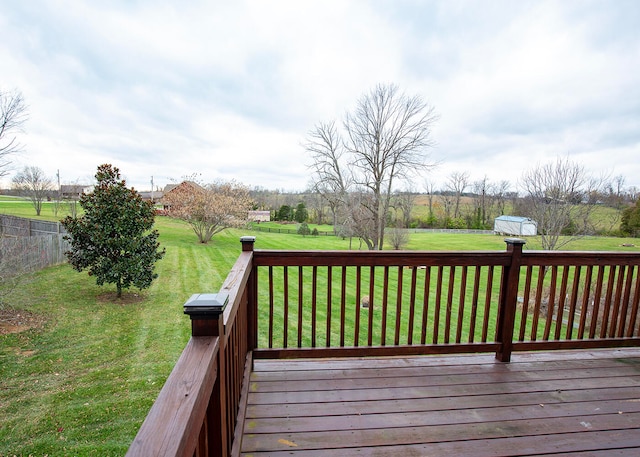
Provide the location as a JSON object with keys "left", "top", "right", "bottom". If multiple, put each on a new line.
{"left": 0, "top": 309, "right": 46, "bottom": 335}
{"left": 96, "top": 291, "right": 145, "bottom": 305}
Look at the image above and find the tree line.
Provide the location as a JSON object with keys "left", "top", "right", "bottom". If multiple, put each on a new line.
{"left": 4, "top": 84, "right": 640, "bottom": 258}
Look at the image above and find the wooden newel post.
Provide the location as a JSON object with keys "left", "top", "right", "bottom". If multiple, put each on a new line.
{"left": 495, "top": 238, "right": 525, "bottom": 362}
{"left": 240, "top": 235, "right": 256, "bottom": 252}
{"left": 184, "top": 293, "right": 230, "bottom": 457}
{"left": 184, "top": 293, "right": 229, "bottom": 337}
{"left": 240, "top": 236, "right": 258, "bottom": 351}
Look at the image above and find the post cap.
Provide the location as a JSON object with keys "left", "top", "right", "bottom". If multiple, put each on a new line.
{"left": 183, "top": 292, "right": 229, "bottom": 318}
{"left": 504, "top": 238, "right": 526, "bottom": 245}
{"left": 240, "top": 235, "right": 256, "bottom": 251}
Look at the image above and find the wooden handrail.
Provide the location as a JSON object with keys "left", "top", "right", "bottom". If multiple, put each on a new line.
{"left": 125, "top": 336, "right": 220, "bottom": 457}
{"left": 127, "top": 237, "right": 255, "bottom": 457}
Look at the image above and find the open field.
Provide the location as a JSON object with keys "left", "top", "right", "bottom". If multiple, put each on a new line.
{"left": 1, "top": 210, "right": 639, "bottom": 454}
{"left": 0, "top": 197, "right": 79, "bottom": 221}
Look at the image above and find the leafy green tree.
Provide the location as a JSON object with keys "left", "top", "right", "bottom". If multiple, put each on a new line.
{"left": 61, "top": 164, "right": 165, "bottom": 298}
{"left": 294, "top": 202, "right": 308, "bottom": 223}
{"left": 276, "top": 204, "right": 293, "bottom": 221}
{"left": 621, "top": 199, "right": 640, "bottom": 237}
{"left": 297, "top": 222, "right": 311, "bottom": 237}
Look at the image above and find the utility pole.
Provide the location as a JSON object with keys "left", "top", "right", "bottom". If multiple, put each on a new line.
{"left": 150, "top": 176, "right": 154, "bottom": 203}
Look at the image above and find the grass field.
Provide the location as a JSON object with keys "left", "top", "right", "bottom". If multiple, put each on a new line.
{"left": 1, "top": 204, "right": 639, "bottom": 455}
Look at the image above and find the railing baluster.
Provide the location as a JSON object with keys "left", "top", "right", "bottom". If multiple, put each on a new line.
{"left": 543, "top": 265, "right": 558, "bottom": 340}
{"left": 354, "top": 266, "right": 362, "bottom": 347}
{"left": 531, "top": 265, "right": 546, "bottom": 341}
{"left": 340, "top": 266, "right": 347, "bottom": 347}
{"left": 601, "top": 266, "right": 616, "bottom": 338}
{"left": 577, "top": 265, "right": 593, "bottom": 339}
{"left": 394, "top": 266, "right": 404, "bottom": 346}
{"left": 311, "top": 266, "right": 317, "bottom": 347}
{"left": 469, "top": 266, "right": 480, "bottom": 343}
{"left": 297, "top": 266, "right": 303, "bottom": 348}
{"left": 554, "top": 266, "right": 569, "bottom": 340}
{"left": 481, "top": 265, "right": 494, "bottom": 343}
{"left": 268, "top": 266, "right": 274, "bottom": 348}
{"left": 518, "top": 266, "right": 533, "bottom": 341}
{"left": 408, "top": 267, "right": 417, "bottom": 345}
{"left": 610, "top": 265, "right": 626, "bottom": 337}
{"left": 565, "top": 266, "right": 581, "bottom": 340}
{"left": 381, "top": 266, "right": 390, "bottom": 346}
{"left": 283, "top": 266, "right": 289, "bottom": 348}
{"left": 627, "top": 267, "right": 640, "bottom": 337}
{"left": 433, "top": 266, "right": 443, "bottom": 344}
{"left": 368, "top": 266, "right": 376, "bottom": 346}
{"left": 617, "top": 265, "right": 635, "bottom": 337}
{"left": 421, "top": 266, "right": 431, "bottom": 345}
{"left": 326, "top": 266, "right": 332, "bottom": 347}
{"left": 456, "top": 266, "right": 468, "bottom": 344}
{"left": 590, "top": 266, "right": 605, "bottom": 339}
{"left": 444, "top": 266, "right": 456, "bottom": 344}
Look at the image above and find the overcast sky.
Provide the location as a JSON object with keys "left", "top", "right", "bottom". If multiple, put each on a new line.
{"left": 2, "top": 0, "right": 639, "bottom": 193}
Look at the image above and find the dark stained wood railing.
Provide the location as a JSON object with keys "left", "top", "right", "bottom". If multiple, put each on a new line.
{"left": 512, "top": 250, "right": 640, "bottom": 353}
{"left": 126, "top": 237, "right": 256, "bottom": 457}
{"left": 127, "top": 236, "right": 640, "bottom": 456}
{"left": 251, "top": 239, "right": 640, "bottom": 361}
{"left": 251, "top": 245, "right": 515, "bottom": 359}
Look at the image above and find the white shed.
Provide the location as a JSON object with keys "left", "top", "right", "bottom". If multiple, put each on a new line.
{"left": 493, "top": 216, "right": 537, "bottom": 236}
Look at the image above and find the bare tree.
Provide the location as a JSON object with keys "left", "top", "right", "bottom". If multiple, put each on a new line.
{"left": 1, "top": 90, "right": 28, "bottom": 178}
{"left": 164, "top": 180, "right": 253, "bottom": 244}
{"left": 12, "top": 166, "right": 53, "bottom": 216}
{"left": 392, "top": 188, "right": 418, "bottom": 228}
{"left": 387, "top": 224, "right": 410, "bottom": 250}
{"left": 446, "top": 171, "right": 469, "bottom": 219}
{"left": 519, "top": 156, "right": 608, "bottom": 250}
{"left": 306, "top": 120, "right": 350, "bottom": 233}
{"left": 422, "top": 180, "right": 438, "bottom": 226}
{"left": 492, "top": 180, "right": 512, "bottom": 216}
{"left": 343, "top": 191, "right": 378, "bottom": 250}
{"left": 307, "top": 83, "right": 437, "bottom": 249}
{"left": 471, "top": 176, "right": 490, "bottom": 228}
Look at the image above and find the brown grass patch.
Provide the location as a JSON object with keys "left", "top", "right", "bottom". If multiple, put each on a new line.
{"left": 0, "top": 308, "right": 46, "bottom": 335}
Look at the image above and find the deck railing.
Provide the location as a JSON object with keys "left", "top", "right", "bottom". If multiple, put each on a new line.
{"left": 127, "top": 237, "right": 640, "bottom": 456}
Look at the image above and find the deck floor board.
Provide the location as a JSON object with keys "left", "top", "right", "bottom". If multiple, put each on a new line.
{"left": 240, "top": 348, "right": 640, "bottom": 456}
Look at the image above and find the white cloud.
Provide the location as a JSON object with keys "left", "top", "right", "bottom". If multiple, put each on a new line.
{"left": 1, "top": 0, "right": 639, "bottom": 192}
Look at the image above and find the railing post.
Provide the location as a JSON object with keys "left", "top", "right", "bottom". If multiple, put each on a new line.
{"left": 184, "top": 293, "right": 229, "bottom": 457}
{"left": 495, "top": 238, "right": 525, "bottom": 362}
{"left": 241, "top": 236, "right": 258, "bottom": 351}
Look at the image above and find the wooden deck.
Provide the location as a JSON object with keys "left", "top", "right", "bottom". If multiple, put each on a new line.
{"left": 240, "top": 348, "right": 640, "bottom": 456}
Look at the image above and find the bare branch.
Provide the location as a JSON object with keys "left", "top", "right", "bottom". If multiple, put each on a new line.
{"left": 0, "top": 90, "right": 29, "bottom": 178}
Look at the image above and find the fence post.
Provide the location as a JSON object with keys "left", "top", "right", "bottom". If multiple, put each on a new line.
{"left": 495, "top": 238, "right": 525, "bottom": 362}
{"left": 240, "top": 236, "right": 258, "bottom": 351}
{"left": 184, "top": 293, "right": 229, "bottom": 457}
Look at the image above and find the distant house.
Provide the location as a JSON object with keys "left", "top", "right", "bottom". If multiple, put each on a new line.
{"left": 493, "top": 216, "right": 537, "bottom": 236}
{"left": 139, "top": 191, "right": 164, "bottom": 203}
{"left": 248, "top": 210, "right": 271, "bottom": 222}
{"left": 60, "top": 185, "right": 93, "bottom": 200}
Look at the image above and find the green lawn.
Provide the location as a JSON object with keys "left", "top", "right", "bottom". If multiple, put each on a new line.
{"left": 1, "top": 210, "right": 638, "bottom": 455}
{"left": 0, "top": 197, "right": 79, "bottom": 221}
